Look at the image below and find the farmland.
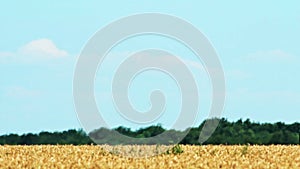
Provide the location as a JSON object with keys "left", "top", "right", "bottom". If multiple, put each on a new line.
{"left": 0, "top": 145, "right": 299, "bottom": 168}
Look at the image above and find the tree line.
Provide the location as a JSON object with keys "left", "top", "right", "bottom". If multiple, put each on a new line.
{"left": 0, "top": 118, "right": 299, "bottom": 145}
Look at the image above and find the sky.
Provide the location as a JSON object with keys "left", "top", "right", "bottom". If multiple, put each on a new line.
{"left": 0, "top": 1, "right": 300, "bottom": 134}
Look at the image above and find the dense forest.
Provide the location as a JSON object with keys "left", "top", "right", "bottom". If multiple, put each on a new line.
{"left": 0, "top": 118, "right": 299, "bottom": 145}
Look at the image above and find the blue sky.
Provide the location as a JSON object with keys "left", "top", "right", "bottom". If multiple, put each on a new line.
{"left": 0, "top": 1, "right": 299, "bottom": 134}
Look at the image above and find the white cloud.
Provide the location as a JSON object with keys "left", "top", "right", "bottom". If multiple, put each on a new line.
{"left": 19, "top": 39, "right": 68, "bottom": 58}
{"left": 245, "top": 49, "right": 296, "bottom": 62}
{"left": 0, "top": 39, "right": 68, "bottom": 63}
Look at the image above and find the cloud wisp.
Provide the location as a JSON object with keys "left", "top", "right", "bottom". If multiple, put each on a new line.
{"left": 244, "top": 49, "right": 296, "bottom": 63}
{"left": 0, "top": 39, "right": 68, "bottom": 64}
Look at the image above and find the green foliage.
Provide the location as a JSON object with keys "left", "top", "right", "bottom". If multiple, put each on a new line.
{"left": 0, "top": 129, "right": 93, "bottom": 145}
{"left": 0, "top": 118, "right": 299, "bottom": 145}
{"left": 165, "top": 144, "right": 184, "bottom": 155}
{"left": 241, "top": 144, "right": 249, "bottom": 156}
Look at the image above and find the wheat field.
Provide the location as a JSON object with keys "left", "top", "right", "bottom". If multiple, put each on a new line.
{"left": 0, "top": 145, "right": 299, "bottom": 168}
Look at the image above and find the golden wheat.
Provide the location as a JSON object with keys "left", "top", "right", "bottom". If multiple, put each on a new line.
{"left": 0, "top": 145, "right": 299, "bottom": 168}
